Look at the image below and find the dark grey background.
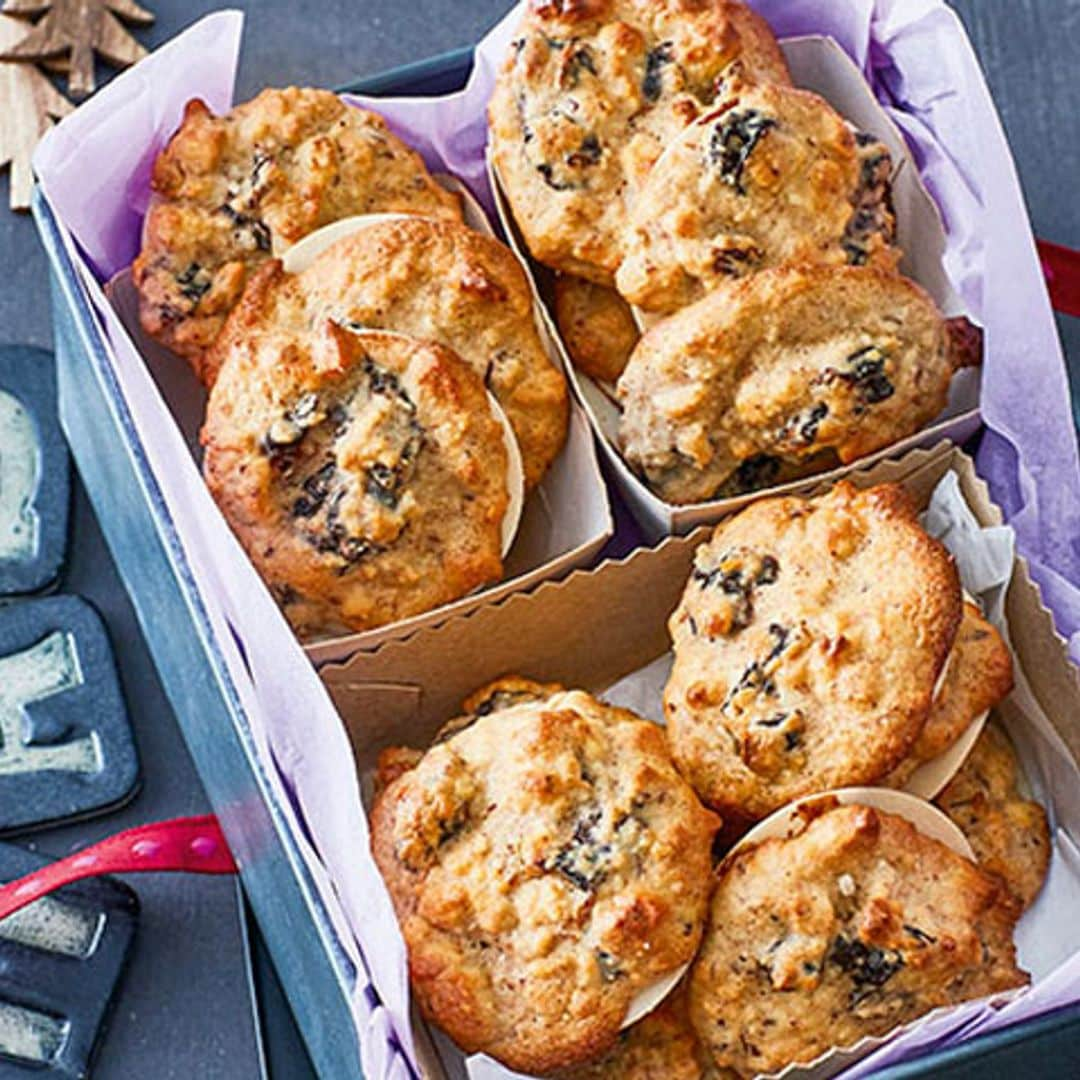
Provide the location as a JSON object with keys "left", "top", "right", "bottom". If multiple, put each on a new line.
{"left": 0, "top": 1, "right": 1077, "bottom": 1077}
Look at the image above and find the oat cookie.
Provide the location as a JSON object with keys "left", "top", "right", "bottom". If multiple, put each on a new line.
{"left": 936, "top": 723, "right": 1051, "bottom": 910}
{"left": 664, "top": 482, "right": 962, "bottom": 825}
{"left": 618, "top": 265, "right": 973, "bottom": 505}
{"left": 209, "top": 216, "right": 568, "bottom": 487}
{"left": 134, "top": 88, "right": 462, "bottom": 382}
{"left": 554, "top": 274, "right": 640, "bottom": 384}
{"left": 689, "top": 803, "right": 1028, "bottom": 1078}
{"left": 489, "top": 0, "right": 791, "bottom": 285}
{"left": 616, "top": 81, "right": 897, "bottom": 314}
{"left": 885, "top": 601, "right": 1013, "bottom": 787}
{"left": 370, "top": 679, "right": 720, "bottom": 1074}
{"left": 202, "top": 325, "right": 508, "bottom": 637}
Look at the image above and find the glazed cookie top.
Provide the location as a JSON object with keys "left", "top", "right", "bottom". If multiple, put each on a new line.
{"left": 201, "top": 325, "right": 508, "bottom": 637}
{"left": 616, "top": 81, "right": 898, "bottom": 313}
{"left": 618, "top": 264, "right": 971, "bottom": 505}
{"left": 664, "top": 482, "right": 962, "bottom": 823}
{"left": 689, "top": 804, "right": 1027, "bottom": 1078}
{"left": 370, "top": 676, "right": 720, "bottom": 1074}
{"left": 208, "top": 216, "right": 568, "bottom": 488}
{"left": 554, "top": 273, "right": 640, "bottom": 385}
{"left": 936, "top": 723, "right": 1051, "bottom": 911}
{"left": 133, "top": 88, "right": 462, "bottom": 382}
{"left": 489, "top": 0, "right": 791, "bottom": 285}
{"left": 884, "top": 601, "right": 1014, "bottom": 787}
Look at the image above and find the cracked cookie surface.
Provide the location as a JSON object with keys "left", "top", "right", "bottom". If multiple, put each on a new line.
{"left": 202, "top": 326, "right": 508, "bottom": 637}
{"left": 489, "top": 0, "right": 791, "bottom": 285}
{"left": 689, "top": 803, "right": 1027, "bottom": 1078}
{"left": 664, "top": 482, "right": 962, "bottom": 825}
{"left": 370, "top": 677, "right": 719, "bottom": 1074}
{"left": 134, "top": 87, "right": 462, "bottom": 381}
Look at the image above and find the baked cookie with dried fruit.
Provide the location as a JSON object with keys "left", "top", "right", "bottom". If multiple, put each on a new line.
{"left": 370, "top": 677, "right": 720, "bottom": 1075}
{"left": 489, "top": 0, "right": 791, "bottom": 285}
{"left": 134, "top": 88, "right": 462, "bottom": 382}
{"left": 616, "top": 81, "right": 897, "bottom": 314}
{"left": 689, "top": 803, "right": 1028, "bottom": 1078}
{"left": 936, "top": 723, "right": 1051, "bottom": 910}
{"left": 209, "top": 215, "right": 568, "bottom": 488}
{"left": 618, "top": 264, "right": 976, "bottom": 505}
{"left": 554, "top": 274, "right": 640, "bottom": 384}
{"left": 202, "top": 325, "right": 508, "bottom": 637}
{"left": 664, "top": 482, "right": 962, "bottom": 825}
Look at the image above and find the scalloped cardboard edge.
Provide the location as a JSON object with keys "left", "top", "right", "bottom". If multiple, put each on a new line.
{"left": 487, "top": 36, "right": 983, "bottom": 541}
{"left": 322, "top": 440, "right": 1080, "bottom": 1079}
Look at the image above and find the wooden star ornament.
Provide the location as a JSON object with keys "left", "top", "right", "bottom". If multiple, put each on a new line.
{"left": 0, "top": 13, "right": 72, "bottom": 210}
{"left": 0, "top": 0, "right": 154, "bottom": 100}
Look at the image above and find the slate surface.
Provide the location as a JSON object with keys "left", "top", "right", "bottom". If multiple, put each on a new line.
{"left": 0, "top": 2, "right": 1076, "bottom": 1078}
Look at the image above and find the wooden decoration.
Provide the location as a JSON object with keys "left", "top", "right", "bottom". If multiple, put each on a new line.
{"left": 0, "top": 0, "right": 154, "bottom": 99}
{"left": 0, "top": 13, "right": 72, "bottom": 211}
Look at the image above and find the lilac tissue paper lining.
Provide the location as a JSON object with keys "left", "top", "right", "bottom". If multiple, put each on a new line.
{"left": 31, "top": 1, "right": 1080, "bottom": 1078}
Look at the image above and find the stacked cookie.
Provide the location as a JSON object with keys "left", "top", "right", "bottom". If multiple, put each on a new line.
{"left": 489, "top": 0, "right": 980, "bottom": 503}
{"left": 370, "top": 483, "right": 1048, "bottom": 1078}
{"left": 133, "top": 87, "right": 569, "bottom": 637}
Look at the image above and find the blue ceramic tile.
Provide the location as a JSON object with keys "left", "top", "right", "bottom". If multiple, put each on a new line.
{"left": 0, "top": 346, "right": 70, "bottom": 597}
{"left": 0, "top": 596, "right": 139, "bottom": 832}
{"left": 0, "top": 841, "right": 138, "bottom": 1078}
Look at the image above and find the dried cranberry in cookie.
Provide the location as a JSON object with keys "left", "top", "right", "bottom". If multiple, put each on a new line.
{"left": 489, "top": 0, "right": 791, "bottom": 284}
{"left": 664, "top": 482, "right": 963, "bottom": 824}
{"left": 134, "top": 88, "right": 462, "bottom": 381}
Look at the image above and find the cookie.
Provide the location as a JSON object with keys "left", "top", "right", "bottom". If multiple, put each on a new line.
{"left": 370, "top": 678, "right": 720, "bottom": 1074}
{"left": 884, "top": 601, "right": 1013, "bottom": 787}
{"left": 208, "top": 215, "right": 568, "bottom": 488}
{"left": 616, "top": 81, "right": 898, "bottom": 314}
{"left": 554, "top": 274, "right": 640, "bottom": 384}
{"left": 618, "top": 264, "right": 972, "bottom": 505}
{"left": 134, "top": 88, "right": 462, "bottom": 382}
{"left": 202, "top": 325, "right": 509, "bottom": 637}
{"left": 489, "top": 0, "right": 791, "bottom": 285}
{"left": 936, "top": 723, "right": 1051, "bottom": 911}
{"left": 664, "top": 482, "right": 962, "bottom": 825}
{"left": 689, "top": 803, "right": 1028, "bottom": 1078}
{"left": 561, "top": 983, "right": 710, "bottom": 1079}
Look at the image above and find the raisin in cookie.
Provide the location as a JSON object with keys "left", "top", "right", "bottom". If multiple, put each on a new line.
{"left": 689, "top": 803, "right": 1027, "bottom": 1078}
{"left": 884, "top": 601, "right": 1014, "bottom": 787}
{"left": 202, "top": 325, "right": 508, "bottom": 637}
{"left": 664, "top": 482, "right": 962, "bottom": 825}
{"left": 618, "top": 264, "right": 974, "bottom": 505}
{"left": 134, "top": 88, "right": 462, "bottom": 382}
{"left": 370, "top": 679, "right": 720, "bottom": 1074}
{"left": 554, "top": 274, "right": 640, "bottom": 384}
{"left": 209, "top": 216, "right": 568, "bottom": 488}
{"left": 489, "top": 0, "right": 791, "bottom": 285}
{"left": 616, "top": 81, "right": 897, "bottom": 314}
{"left": 936, "top": 723, "right": 1051, "bottom": 910}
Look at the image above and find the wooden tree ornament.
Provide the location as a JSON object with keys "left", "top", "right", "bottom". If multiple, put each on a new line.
{"left": 0, "top": 13, "right": 72, "bottom": 211}
{"left": 0, "top": 0, "right": 154, "bottom": 99}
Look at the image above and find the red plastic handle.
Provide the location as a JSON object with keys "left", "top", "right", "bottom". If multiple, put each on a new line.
{"left": 1038, "top": 238, "right": 1080, "bottom": 319}
{"left": 0, "top": 815, "right": 237, "bottom": 921}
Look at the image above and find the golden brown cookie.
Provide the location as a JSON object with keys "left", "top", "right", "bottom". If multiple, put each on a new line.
{"left": 664, "top": 482, "right": 962, "bottom": 825}
{"left": 489, "top": 0, "right": 791, "bottom": 285}
{"left": 370, "top": 679, "right": 720, "bottom": 1074}
{"left": 885, "top": 601, "right": 1014, "bottom": 787}
{"left": 208, "top": 216, "right": 568, "bottom": 488}
{"left": 554, "top": 273, "right": 640, "bottom": 384}
{"left": 617, "top": 264, "right": 973, "bottom": 505}
{"left": 134, "top": 88, "right": 462, "bottom": 382}
{"left": 202, "top": 325, "right": 508, "bottom": 637}
{"left": 616, "top": 81, "right": 898, "bottom": 314}
{"left": 689, "top": 803, "right": 1028, "bottom": 1078}
{"left": 936, "top": 723, "right": 1051, "bottom": 911}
